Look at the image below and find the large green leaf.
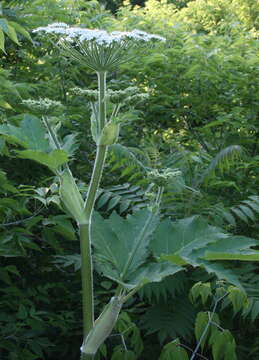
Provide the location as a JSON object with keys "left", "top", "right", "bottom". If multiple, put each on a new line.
{"left": 151, "top": 216, "right": 228, "bottom": 266}
{"left": 127, "top": 262, "right": 182, "bottom": 288}
{"left": 17, "top": 149, "right": 68, "bottom": 170}
{"left": 152, "top": 216, "right": 258, "bottom": 289}
{"left": 92, "top": 210, "right": 180, "bottom": 288}
{"left": 0, "top": 114, "right": 50, "bottom": 151}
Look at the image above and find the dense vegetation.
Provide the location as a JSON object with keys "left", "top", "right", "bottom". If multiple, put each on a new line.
{"left": 0, "top": 0, "right": 258, "bottom": 359}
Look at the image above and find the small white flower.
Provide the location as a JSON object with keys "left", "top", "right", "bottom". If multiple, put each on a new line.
{"left": 33, "top": 23, "right": 166, "bottom": 71}
{"left": 33, "top": 23, "right": 166, "bottom": 45}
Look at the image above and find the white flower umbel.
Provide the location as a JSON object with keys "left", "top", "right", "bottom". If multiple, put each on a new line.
{"left": 33, "top": 24, "right": 166, "bottom": 71}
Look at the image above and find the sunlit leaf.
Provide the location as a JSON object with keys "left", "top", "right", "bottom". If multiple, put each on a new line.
{"left": 17, "top": 149, "right": 68, "bottom": 170}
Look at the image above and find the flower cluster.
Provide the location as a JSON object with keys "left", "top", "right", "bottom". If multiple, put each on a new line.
{"left": 22, "top": 98, "right": 64, "bottom": 115}
{"left": 71, "top": 86, "right": 148, "bottom": 105}
{"left": 33, "top": 23, "right": 166, "bottom": 71}
{"left": 33, "top": 23, "right": 166, "bottom": 45}
{"left": 70, "top": 87, "right": 98, "bottom": 102}
{"left": 147, "top": 168, "right": 182, "bottom": 187}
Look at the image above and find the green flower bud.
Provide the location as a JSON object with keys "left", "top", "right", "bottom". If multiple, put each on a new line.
{"left": 124, "top": 93, "right": 149, "bottom": 106}
{"left": 147, "top": 168, "right": 182, "bottom": 186}
{"left": 70, "top": 87, "right": 98, "bottom": 102}
{"left": 99, "top": 121, "right": 120, "bottom": 145}
{"left": 22, "top": 98, "right": 64, "bottom": 115}
{"left": 106, "top": 89, "right": 125, "bottom": 104}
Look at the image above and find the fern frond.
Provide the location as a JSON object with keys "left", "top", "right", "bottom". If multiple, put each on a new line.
{"left": 140, "top": 296, "right": 196, "bottom": 343}
{"left": 109, "top": 144, "right": 147, "bottom": 168}
{"left": 198, "top": 145, "right": 243, "bottom": 185}
{"left": 204, "top": 195, "right": 259, "bottom": 227}
{"left": 138, "top": 271, "right": 189, "bottom": 303}
{"left": 108, "top": 143, "right": 148, "bottom": 183}
{"left": 53, "top": 254, "right": 81, "bottom": 271}
{"left": 95, "top": 183, "right": 149, "bottom": 215}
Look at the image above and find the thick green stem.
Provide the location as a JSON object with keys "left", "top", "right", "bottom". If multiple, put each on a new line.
{"left": 97, "top": 71, "right": 106, "bottom": 130}
{"left": 79, "top": 71, "right": 108, "bottom": 359}
{"left": 80, "top": 223, "right": 94, "bottom": 338}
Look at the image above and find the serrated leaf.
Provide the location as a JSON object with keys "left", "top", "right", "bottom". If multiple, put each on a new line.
{"left": 17, "top": 149, "right": 68, "bottom": 170}
{"left": 127, "top": 262, "right": 182, "bottom": 288}
{"left": 151, "top": 216, "right": 227, "bottom": 265}
{"left": 0, "top": 114, "right": 50, "bottom": 151}
{"left": 155, "top": 216, "right": 258, "bottom": 289}
{"left": 202, "top": 262, "right": 243, "bottom": 290}
{"left": 202, "top": 235, "right": 259, "bottom": 262}
{"left": 92, "top": 209, "right": 159, "bottom": 287}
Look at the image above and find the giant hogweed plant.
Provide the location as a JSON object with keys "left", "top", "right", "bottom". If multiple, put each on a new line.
{"left": 3, "top": 24, "right": 174, "bottom": 359}
{"left": 1, "top": 23, "right": 259, "bottom": 360}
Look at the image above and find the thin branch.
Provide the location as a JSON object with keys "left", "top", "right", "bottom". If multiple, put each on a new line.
{"left": 178, "top": 343, "right": 209, "bottom": 360}
{"left": 0, "top": 206, "right": 44, "bottom": 227}
{"left": 120, "top": 334, "right": 128, "bottom": 351}
{"left": 190, "top": 292, "right": 229, "bottom": 360}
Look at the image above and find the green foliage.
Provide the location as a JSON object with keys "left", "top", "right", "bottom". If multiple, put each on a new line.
{"left": 0, "top": 0, "right": 258, "bottom": 358}
{"left": 95, "top": 182, "right": 149, "bottom": 215}
{"left": 114, "top": 311, "right": 144, "bottom": 356}
{"left": 153, "top": 215, "right": 259, "bottom": 289}
{"left": 138, "top": 271, "right": 189, "bottom": 303}
{"left": 0, "top": 8, "right": 31, "bottom": 52}
{"left": 140, "top": 296, "right": 196, "bottom": 343}
{"left": 211, "top": 330, "right": 237, "bottom": 360}
{"left": 92, "top": 209, "right": 182, "bottom": 289}
{"left": 190, "top": 281, "right": 212, "bottom": 305}
{"left": 0, "top": 114, "right": 50, "bottom": 150}
{"left": 159, "top": 339, "right": 189, "bottom": 360}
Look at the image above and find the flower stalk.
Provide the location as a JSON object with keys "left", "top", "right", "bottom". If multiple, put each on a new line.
{"left": 80, "top": 71, "right": 108, "bottom": 359}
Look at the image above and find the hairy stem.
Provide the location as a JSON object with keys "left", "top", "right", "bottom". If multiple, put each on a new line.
{"left": 80, "top": 223, "right": 94, "bottom": 338}
{"left": 79, "top": 71, "right": 108, "bottom": 359}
